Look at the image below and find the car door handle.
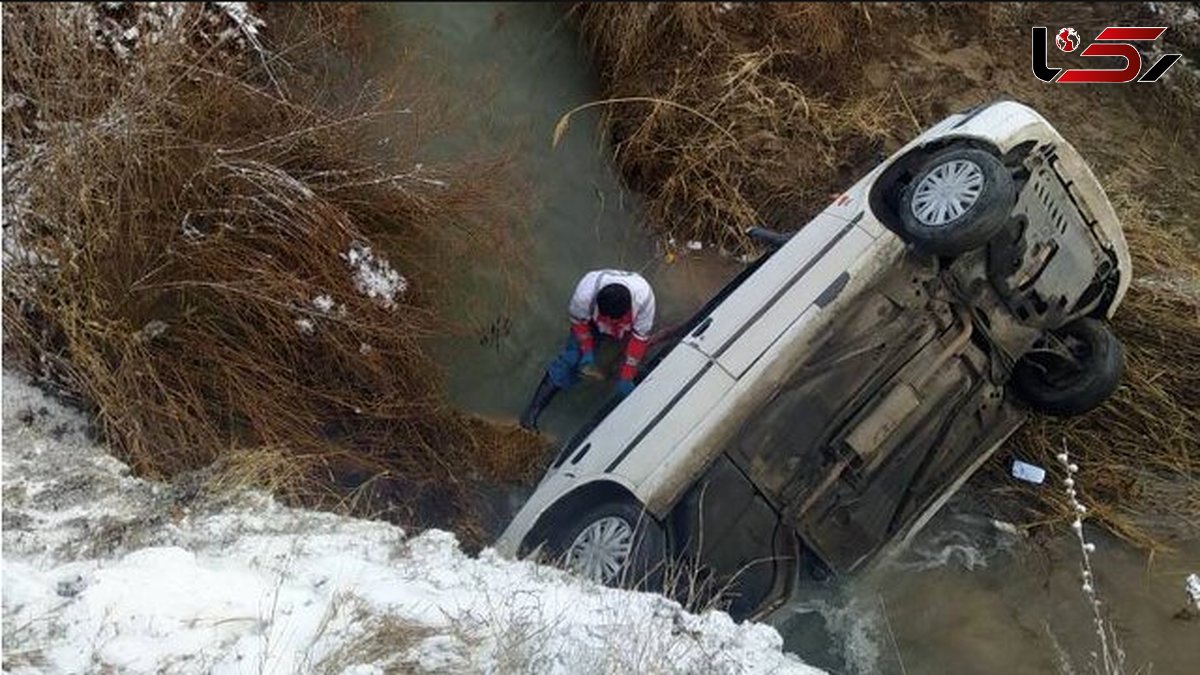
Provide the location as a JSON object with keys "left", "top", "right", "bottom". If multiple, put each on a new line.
{"left": 691, "top": 317, "right": 713, "bottom": 337}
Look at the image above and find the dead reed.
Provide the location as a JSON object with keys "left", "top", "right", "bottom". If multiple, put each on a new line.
{"left": 572, "top": 3, "right": 1005, "bottom": 254}
{"left": 2, "top": 3, "right": 545, "bottom": 540}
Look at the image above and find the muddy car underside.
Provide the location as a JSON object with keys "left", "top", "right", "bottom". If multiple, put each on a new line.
{"left": 670, "top": 136, "right": 1122, "bottom": 617}
{"left": 671, "top": 247, "right": 1022, "bottom": 614}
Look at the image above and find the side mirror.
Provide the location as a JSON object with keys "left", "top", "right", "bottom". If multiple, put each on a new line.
{"left": 746, "top": 226, "right": 793, "bottom": 249}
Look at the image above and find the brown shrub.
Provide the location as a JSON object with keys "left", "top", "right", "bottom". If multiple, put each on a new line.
{"left": 572, "top": 3, "right": 997, "bottom": 253}
{"left": 2, "top": 3, "right": 546, "bottom": 538}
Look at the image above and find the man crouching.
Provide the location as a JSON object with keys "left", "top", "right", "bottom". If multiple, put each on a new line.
{"left": 519, "top": 269, "right": 656, "bottom": 431}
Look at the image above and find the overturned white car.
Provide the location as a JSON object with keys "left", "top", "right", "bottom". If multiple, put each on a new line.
{"left": 497, "top": 100, "right": 1130, "bottom": 618}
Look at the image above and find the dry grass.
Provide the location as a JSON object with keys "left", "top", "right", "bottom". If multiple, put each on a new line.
{"left": 574, "top": 3, "right": 866, "bottom": 252}
{"left": 572, "top": 3, "right": 1017, "bottom": 254}
{"left": 2, "top": 3, "right": 546, "bottom": 540}
{"left": 573, "top": 2, "right": 1199, "bottom": 549}
{"left": 308, "top": 593, "right": 433, "bottom": 674}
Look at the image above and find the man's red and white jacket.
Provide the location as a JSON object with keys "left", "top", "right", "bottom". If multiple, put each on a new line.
{"left": 567, "top": 269, "right": 656, "bottom": 383}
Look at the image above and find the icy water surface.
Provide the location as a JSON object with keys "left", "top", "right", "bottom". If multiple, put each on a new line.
{"left": 364, "top": 4, "right": 1200, "bottom": 673}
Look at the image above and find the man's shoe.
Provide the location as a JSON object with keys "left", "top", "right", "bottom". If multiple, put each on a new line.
{"left": 519, "top": 374, "right": 559, "bottom": 431}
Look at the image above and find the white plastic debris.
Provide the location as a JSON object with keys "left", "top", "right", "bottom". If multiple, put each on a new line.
{"left": 1187, "top": 573, "right": 1200, "bottom": 609}
{"left": 1011, "top": 460, "right": 1046, "bottom": 484}
{"left": 989, "top": 519, "right": 1024, "bottom": 537}
{"left": 137, "top": 320, "right": 168, "bottom": 341}
{"left": 686, "top": 240, "right": 704, "bottom": 251}
{"left": 294, "top": 318, "right": 314, "bottom": 335}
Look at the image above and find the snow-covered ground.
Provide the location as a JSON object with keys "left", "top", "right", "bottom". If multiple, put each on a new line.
{"left": 1, "top": 372, "right": 822, "bottom": 674}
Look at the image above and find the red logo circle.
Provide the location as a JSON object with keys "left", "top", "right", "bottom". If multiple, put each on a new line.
{"left": 1056, "top": 27, "right": 1080, "bottom": 52}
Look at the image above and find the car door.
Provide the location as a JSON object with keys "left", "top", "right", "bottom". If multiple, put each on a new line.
{"left": 586, "top": 341, "right": 737, "bottom": 487}
{"left": 682, "top": 209, "right": 876, "bottom": 379}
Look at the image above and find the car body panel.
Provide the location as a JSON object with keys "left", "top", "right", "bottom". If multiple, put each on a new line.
{"left": 605, "top": 345, "right": 736, "bottom": 486}
{"left": 560, "top": 342, "right": 730, "bottom": 479}
{"left": 705, "top": 223, "right": 875, "bottom": 379}
{"left": 682, "top": 208, "right": 861, "bottom": 371}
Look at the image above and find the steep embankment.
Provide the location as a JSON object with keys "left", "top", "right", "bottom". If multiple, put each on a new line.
{"left": 1, "top": 373, "right": 822, "bottom": 674}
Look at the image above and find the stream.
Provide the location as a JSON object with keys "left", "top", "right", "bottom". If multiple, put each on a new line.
{"left": 364, "top": 4, "right": 1200, "bottom": 673}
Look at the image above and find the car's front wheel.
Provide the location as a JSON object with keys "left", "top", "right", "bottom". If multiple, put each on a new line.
{"left": 899, "top": 146, "right": 1015, "bottom": 256}
{"left": 1011, "top": 318, "right": 1125, "bottom": 416}
{"left": 549, "top": 499, "right": 667, "bottom": 590}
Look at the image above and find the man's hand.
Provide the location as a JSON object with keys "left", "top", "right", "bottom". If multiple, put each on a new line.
{"left": 615, "top": 378, "right": 635, "bottom": 398}
{"left": 579, "top": 351, "right": 604, "bottom": 381}
{"left": 580, "top": 364, "right": 605, "bottom": 381}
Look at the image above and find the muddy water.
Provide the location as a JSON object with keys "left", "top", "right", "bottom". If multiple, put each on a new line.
{"left": 363, "top": 4, "right": 1200, "bottom": 673}
{"left": 366, "top": 2, "right": 740, "bottom": 442}
{"left": 774, "top": 500, "right": 1200, "bottom": 674}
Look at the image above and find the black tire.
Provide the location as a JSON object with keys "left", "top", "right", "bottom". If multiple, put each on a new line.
{"left": 1011, "top": 318, "right": 1125, "bottom": 416}
{"left": 898, "top": 146, "right": 1015, "bottom": 256}
{"left": 547, "top": 499, "right": 668, "bottom": 591}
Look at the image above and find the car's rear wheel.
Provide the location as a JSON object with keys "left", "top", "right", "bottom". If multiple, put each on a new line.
{"left": 899, "top": 146, "right": 1015, "bottom": 256}
{"left": 1011, "top": 318, "right": 1124, "bottom": 416}
{"left": 549, "top": 499, "right": 667, "bottom": 590}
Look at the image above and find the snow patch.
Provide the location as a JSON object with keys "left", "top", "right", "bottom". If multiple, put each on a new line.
{"left": 65, "top": 3, "right": 265, "bottom": 60}
{"left": 212, "top": 2, "right": 264, "bottom": 41}
{"left": 312, "top": 294, "right": 336, "bottom": 313}
{"left": 1, "top": 372, "right": 823, "bottom": 674}
{"left": 342, "top": 244, "right": 408, "bottom": 310}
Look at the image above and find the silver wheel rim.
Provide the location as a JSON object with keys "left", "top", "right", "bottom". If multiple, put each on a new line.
{"left": 567, "top": 516, "right": 633, "bottom": 584}
{"left": 910, "top": 159, "right": 984, "bottom": 227}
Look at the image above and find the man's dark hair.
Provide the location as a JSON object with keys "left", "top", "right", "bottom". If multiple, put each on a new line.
{"left": 596, "top": 283, "right": 632, "bottom": 319}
